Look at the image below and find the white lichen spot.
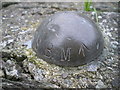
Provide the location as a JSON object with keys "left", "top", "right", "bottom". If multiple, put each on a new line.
{"left": 98, "top": 16, "right": 102, "bottom": 19}
{"left": 114, "top": 28, "right": 117, "bottom": 31}
{"left": 51, "top": 29, "right": 56, "bottom": 32}
{"left": 110, "top": 28, "right": 113, "bottom": 31}
{"left": 10, "top": 15, "right": 14, "bottom": 18}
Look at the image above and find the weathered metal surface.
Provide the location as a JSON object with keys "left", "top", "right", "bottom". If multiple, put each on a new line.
{"left": 32, "top": 11, "right": 104, "bottom": 66}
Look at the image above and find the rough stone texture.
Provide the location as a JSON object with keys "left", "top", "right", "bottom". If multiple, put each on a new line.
{"left": 1, "top": 2, "right": 119, "bottom": 89}
{"left": 96, "top": 80, "right": 107, "bottom": 88}
{"left": 2, "top": 78, "right": 59, "bottom": 89}
{"left": 93, "top": 2, "right": 119, "bottom": 12}
{"left": 0, "top": 69, "right": 4, "bottom": 77}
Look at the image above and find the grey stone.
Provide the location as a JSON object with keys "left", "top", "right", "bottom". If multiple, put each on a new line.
{"left": 0, "top": 69, "right": 4, "bottom": 77}
{"left": 2, "top": 78, "right": 60, "bottom": 89}
{"left": 96, "top": 80, "right": 107, "bottom": 88}
{"left": 62, "top": 73, "right": 68, "bottom": 79}
{"left": 23, "top": 60, "right": 44, "bottom": 81}
{"left": 111, "top": 77, "right": 120, "bottom": 88}
{"left": 87, "top": 62, "right": 99, "bottom": 72}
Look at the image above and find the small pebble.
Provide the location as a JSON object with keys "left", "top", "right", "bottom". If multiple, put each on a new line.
{"left": 98, "top": 16, "right": 102, "bottom": 19}
{"left": 0, "top": 69, "right": 5, "bottom": 77}
{"left": 112, "top": 77, "right": 120, "bottom": 88}
{"left": 87, "top": 62, "right": 99, "bottom": 72}
{"left": 62, "top": 73, "right": 68, "bottom": 79}
{"left": 91, "top": 12, "right": 95, "bottom": 15}
{"left": 96, "top": 80, "right": 107, "bottom": 88}
{"left": 102, "top": 19, "right": 107, "bottom": 23}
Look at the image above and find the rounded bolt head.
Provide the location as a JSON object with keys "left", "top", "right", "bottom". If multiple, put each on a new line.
{"left": 32, "top": 11, "right": 104, "bottom": 67}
